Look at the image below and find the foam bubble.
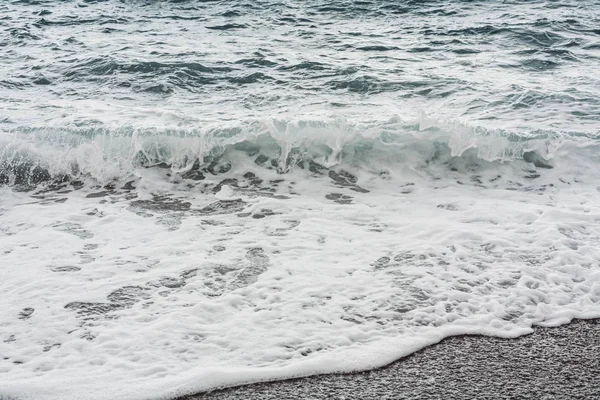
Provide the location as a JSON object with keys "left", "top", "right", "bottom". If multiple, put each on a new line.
{"left": 1, "top": 153, "right": 599, "bottom": 400}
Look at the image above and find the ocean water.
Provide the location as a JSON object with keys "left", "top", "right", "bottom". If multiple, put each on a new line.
{"left": 1, "top": 0, "right": 600, "bottom": 399}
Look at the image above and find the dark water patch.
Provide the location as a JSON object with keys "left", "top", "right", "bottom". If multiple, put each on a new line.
{"left": 399, "top": 182, "right": 415, "bottom": 194}
{"left": 243, "top": 171, "right": 263, "bottom": 186}
{"left": 182, "top": 169, "right": 205, "bottom": 181}
{"left": 407, "top": 46, "right": 433, "bottom": 53}
{"left": 86, "top": 190, "right": 113, "bottom": 198}
{"left": 296, "top": 159, "right": 327, "bottom": 175}
{"left": 228, "top": 72, "right": 274, "bottom": 85}
{"left": 356, "top": 45, "right": 398, "bottom": 51}
{"left": 313, "top": 6, "right": 348, "bottom": 13}
{"left": 328, "top": 76, "right": 382, "bottom": 94}
{"left": 205, "top": 160, "right": 232, "bottom": 175}
{"left": 329, "top": 170, "right": 356, "bottom": 185}
{"left": 446, "top": 25, "right": 508, "bottom": 37}
{"left": 0, "top": 163, "right": 52, "bottom": 187}
{"left": 220, "top": 10, "right": 242, "bottom": 17}
{"left": 17, "top": 308, "right": 34, "bottom": 320}
{"left": 514, "top": 30, "right": 566, "bottom": 47}
{"left": 212, "top": 178, "right": 238, "bottom": 194}
{"left": 437, "top": 204, "right": 461, "bottom": 211}
{"left": 43, "top": 343, "right": 61, "bottom": 352}
{"left": 32, "top": 76, "right": 52, "bottom": 85}
{"left": 372, "top": 256, "right": 395, "bottom": 270}
{"left": 329, "top": 170, "right": 369, "bottom": 193}
{"left": 326, "top": 193, "right": 353, "bottom": 204}
{"left": 158, "top": 277, "right": 186, "bottom": 289}
{"left": 181, "top": 268, "right": 199, "bottom": 280}
{"left": 523, "top": 151, "right": 553, "bottom": 169}
{"left": 245, "top": 247, "right": 269, "bottom": 265}
{"left": 194, "top": 199, "right": 247, "bottom": 216}
{"left": 34, "top": 17, "right": 101, "bottom": 27}
{"left": 210, "top": 173, "right": 291, "bottom": 200}
{"left": 0, "top": 79, "right": 30, "bottom": 89}
{"left": 377, "top": 4, "right": 411, "bottom": 14}
{"left": 235, "top": 57, "right": 278, "bottom": 68}
{"left": 63, "top": 58, "right": 119, "bottom": 77}
{"left": 252, "top": 208, "right": 277, "bottom": 219}
{"left": 520, "top": 59, "right": 560, "bottom": 71}
{"left": 93, "top": 286, "right": 150, "bottom": 310}
{"left": 7, "top": 27, "right": 41, "bottom": 42}
{"left": 130, "top": 195, "right": 191, "bottom": 212}
{"left": 254, "top": 154, "right": 270, "bottom": 166}
{"left": 65, "top": 302, "right": 120, "bottom": 317}
{"left": 49, "top": 265, "right": 81, "bottom": 272}
{"left": 206, "top": 23, "right": 247, "bottom": 30}
{"left": 4, "top": 334, "right": 16, "bottom": 343}
{"left": 121, "top": 181, "right": 137, "bottom": 191}
{"left": 135, "top": 83, "right": 173, "bottom": 95}
{"left": 450, "top": 48, "right": 481, "bottom": 55}
{"left": 179, "top": 160, "right": 207, "bottom": 181}
{"left": 419, "top": 7, "right": 458, "bottom": 17}
{"left": 541, "top": 48, "right": 578, "bottom": 60}
{"left": 98, "top": 17, "right": 129, "bottom": 25}
{"left": 278, "top": 61, "right": 329, "bottom": 71}
{"left": 64, "top": 59, "right": 231, "bottom": 79}
{"left": 524, "top": 173, "right": 540, "bottom": 179}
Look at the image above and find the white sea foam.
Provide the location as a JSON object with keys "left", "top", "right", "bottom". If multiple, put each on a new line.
{"left": 2, "top": 0, "right": 600, "bottom": 398}
{"left": 1, "top": 148, "right": 599, "bottom": 400}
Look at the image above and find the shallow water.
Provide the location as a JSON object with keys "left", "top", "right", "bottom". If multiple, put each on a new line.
{"left": 1, "top": 1, "right": 600, "bottom": 399}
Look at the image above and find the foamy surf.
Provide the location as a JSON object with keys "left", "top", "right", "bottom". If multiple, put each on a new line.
{"left": 1, "top": 123, "right": 600, "bottom": 399}
{"left": 2, "top": 0, "right": 600, "bottom": 398}
{"left": 1, "top": 116, "right": 596, "bottom": 187}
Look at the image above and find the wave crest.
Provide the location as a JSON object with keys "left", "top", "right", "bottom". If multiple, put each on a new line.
{"left": 1, "top": 117, "right": 597, "bottom": 187}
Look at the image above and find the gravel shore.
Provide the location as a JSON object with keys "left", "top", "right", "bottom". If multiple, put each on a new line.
{"left": 179, "top": 319, "right": 599, "bottom": 400}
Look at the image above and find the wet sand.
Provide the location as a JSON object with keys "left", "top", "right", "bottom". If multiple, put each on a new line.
{"left": 178, "top": 319, "right": 599, "bottom": 400}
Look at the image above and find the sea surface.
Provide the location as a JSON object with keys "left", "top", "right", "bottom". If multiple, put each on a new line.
{"left": 1, "top": 1, "right": 600, "bottom": 399}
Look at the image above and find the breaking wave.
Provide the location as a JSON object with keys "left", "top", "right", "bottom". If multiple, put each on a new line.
{"left": 2, "top": 118, "right": 598, "bottom": 187}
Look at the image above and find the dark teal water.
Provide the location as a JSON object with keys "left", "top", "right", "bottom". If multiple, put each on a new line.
{"left": 1, "top": 0, "right": 600, "bottom": 180}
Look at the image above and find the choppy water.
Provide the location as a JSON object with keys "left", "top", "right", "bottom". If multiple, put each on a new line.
{"left": 1, "top": 1, "right": 600, "bottom": 399}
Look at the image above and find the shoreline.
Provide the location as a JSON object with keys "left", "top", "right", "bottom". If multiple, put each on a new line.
{"left": 178, "top": 319, "right": 600, "bottom": 400}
